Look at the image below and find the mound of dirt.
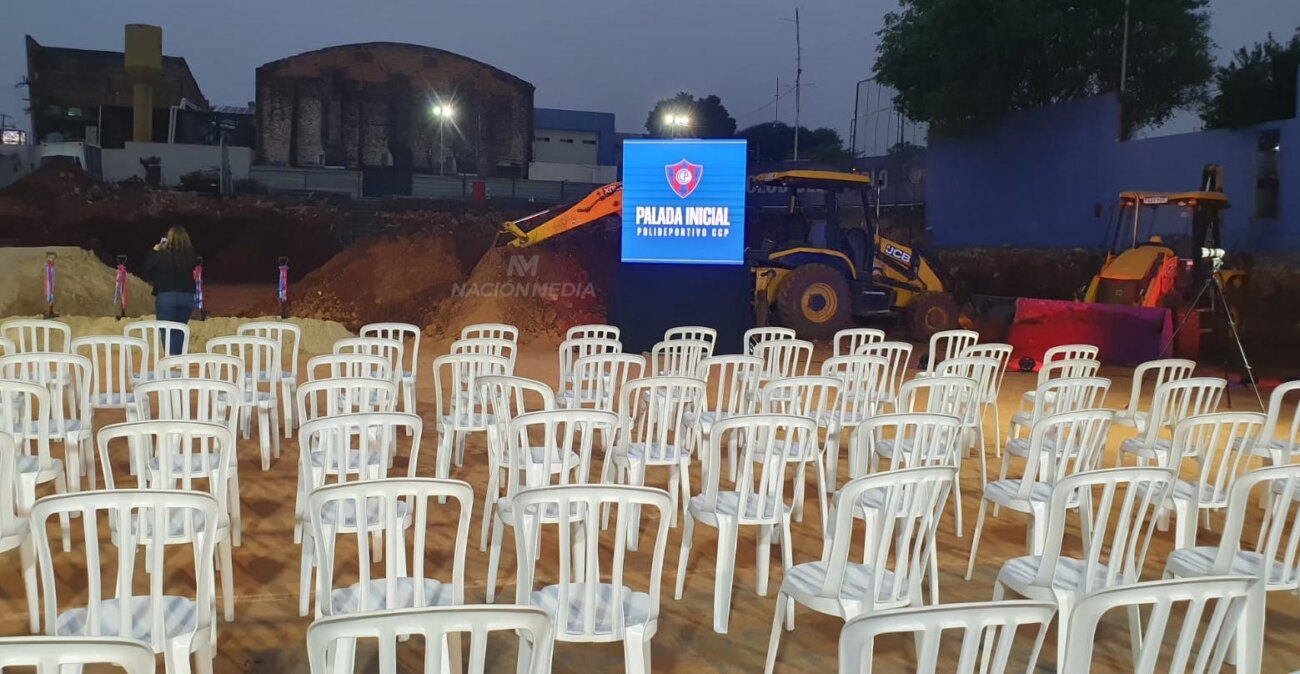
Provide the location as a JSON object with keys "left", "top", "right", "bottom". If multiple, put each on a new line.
{"left": 0, "top": 247, "right": 153, "bottom": 318}
{"left": 429, "top": 246, "right": 605, "bottom": 343}
{"left": 289, "top": 233, "right": 464, "bottom": 330}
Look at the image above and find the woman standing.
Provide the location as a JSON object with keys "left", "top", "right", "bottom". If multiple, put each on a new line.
{"left": 144, "top": 226, "right": 197, "bottom": 356}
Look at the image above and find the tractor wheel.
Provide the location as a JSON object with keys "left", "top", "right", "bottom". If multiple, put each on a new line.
{"left": 776, "top": 263, "right": 851, "bottom": 339}
{"left": 908, "top": 292, "right": 960, "bottom": 340}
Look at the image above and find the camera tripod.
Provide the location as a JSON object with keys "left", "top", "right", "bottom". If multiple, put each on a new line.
{"left": 1161, "top": 258, "right": 1263, "bottom": 410}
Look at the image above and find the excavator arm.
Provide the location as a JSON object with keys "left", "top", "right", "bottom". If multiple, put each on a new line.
{"left": 498, "top": 182, "right": 622, "bottom": 248}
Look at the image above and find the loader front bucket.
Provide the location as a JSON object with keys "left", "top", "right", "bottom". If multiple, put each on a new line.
{"left": 1004, "top": 298, "right": 1173, "bottom": 367}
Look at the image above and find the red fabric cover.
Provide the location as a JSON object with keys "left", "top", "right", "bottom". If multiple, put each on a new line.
{"left": 1007, "top": 298, "right": 1173, "bottom": 367}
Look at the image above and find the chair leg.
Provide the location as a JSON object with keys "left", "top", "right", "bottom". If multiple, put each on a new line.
{"left": 756, "top": 523, "right": 773, "bottom": 597}
{"left": 270, "top": 402, "right": 281, "bottom": 460}
{"left": 81, "top": 437, "right": 97, "bottom": 491}
{"left": 764, "top": 593, "right": 788, "bottom": 674}
{"left": 486, "top": 514, "right": 505, "bottom": 603}
{"left": 220, "top": 536, "right": 235, "bottom": 622}
{"left": 298, "top": 536, "right": 314, "bottom": 617}
{"left": 1174, "top": 500, "right": 1198, "bottom": 550}
{"left": 674, "top": 510, "right": 695, "bottom": 600}
{"left": 54, "top": 472, "right": 71, "bottom": 552}
{"left": 258, "top": 407, "right": 272, "bottom": 471}
{"left": 21, "top": 537, "right": 38, "bottom": 633}
{"left": 622, "top": 627, "right": 652, "bottom": 674}
{"left": 713, "top": 520, "right": 738, "bottom": 634}
{"left": 965, "top": 499, "right": 989, "bottom": 580}
{"left": 281, "top": 381, "right": 293, "bottom": 438}
{"left": 229, "top": 474, "right": 242, "bottom": 547}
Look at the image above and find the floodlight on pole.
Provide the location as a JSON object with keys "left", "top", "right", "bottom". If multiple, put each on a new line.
{"left": 432, "top": 102, "right": 456, "bottom": 174}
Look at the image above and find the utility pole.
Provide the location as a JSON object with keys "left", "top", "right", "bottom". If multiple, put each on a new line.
{"left": 774, "top": 77, "right": 780, "bottom": 124}
{"left": 1119, "top": 0, "right": 1132, "bottom": 94}
{"left": 792, "top": 8, "right": 802, "bottom": 161}
{"left": 0, "top": 113, "right": 11, "bottom": 129}
{"left": 849, "top": 77, "right": 871, "bottom": 155}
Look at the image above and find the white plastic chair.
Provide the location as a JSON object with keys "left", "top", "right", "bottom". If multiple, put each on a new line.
{"left": 960, "top": 343, "right": 1014, "bottom": 449}
{"left": 833, "top": 328, "right": 886, "bottom": 358}
{"left": 1160, "top": 412, "right": 1266, "bottom": 549}
{"left": 753, "top": 338, "right": 813, "bottom": 383}
{"left": 308, "top": 478, "right": 471, "bottom": 619}
{"left": 1062, "top": 575, "right": 1265, "bottom": 674}
{"left": 760, "top": 375, "right": 841, "bottom": 528}
{"left": 361, "top": 322, "right": 422, "bottom": 418}
{"left": 238, "top": 320, "right": 302, "bottom": 438}
{"left": 485, "top": 409, "right": 618, "bottom": 602}
{"left": 967, "top": 409, "right": 1116, "bottom": 578}
{"left": 72, "top": 335, "right": 148, "bottom": 421}
{"left": 745, "top": 327, "right": 797, "bottom": 356}
{"left": 1005, "top": 377, "right": 1111, "bottom": 466}
{"left": 935, "top": 355, "right": 1001, "bottom": 485}
{"left": 664, "top": 325, "right": 717, "bottom": 353}
{"left": 567, "top": 323, "right": 620, "bottom": 342}
{"left": 306, "top": 605, "right": 554, "bottom": 674}
{"left": 695, "top": 354, "right": 762, "bottom": 482}
{"left": 991, "top": 467, "right": 1175, "bottom": 662}
{"left": 0, "top": 431, "right": 39, "bottom": 633}
{"left": 1, "top": 319, "right": 71, "bottom": 354}
{"left": 432, "top": 353, "right": 510, "bottom": 479}
{"left": 511, "top": 483, "right": 673, "bottom": 674}
{"left": 0, "top": 380, "right": 70, "bottom": 549}
{"left": 133, "top": 377, "right": 241, "bottom": 441}
{"left": 1115, "top": 358, "right": 1197, "bottom": 431}
{"left": 0, "top": 353, "right": 95, "bottom": 492}
{"left": 854, "top": 341, "right": 914, "bottom": 411}
{"left": 650, "top": 339, "right": 712, "bottom": 377}
{"left": 157, "top": 354, "right": 244, "bottom": 387}
{"left": 96, "top": 420, "right": 238, "bottom": 621}
{"left": 920, "top": 328, "right": 979, "bottom": 375}
{"left": 837, "top": 600, "right": 1055, "bottom": 674}
{"left": 478, "top": 374, "right": 558, "bottom": 550}
{"left": 558, "top": 337, "right": 622, "bottom": 398}
{"left": 335, "top": 336, "right": 405, "bottom": 400}
{"left": 763, "top": 466, "right": 957, "bottom": 674}
{"left": 675, "top": 414, "right": 818, "bottom": 633}
{"left": 606, "top": 377, "right": 706, "bottom": 545}
{"left": 0, "top": 636, "right": 157, "bottom": 674}
{"left": 1254, "top": 380, "right": 1300, "bottom": 464}
{"left": 462, "top": 322, "right": 519, "bottom": 343}
{"left": 1117, "top": 377, "right": 1226, "bottom": 467}
{"left": 30, "top": 489, "right": 218, "bottom": 673}
{"left": 451, "top": 337, "right": 518, "bottom": 374}
{"left": 207, "top": 335, "right": 281, "bottom": 470}
{"left": 305, "top": 353, "right": 392, "bottom": 382}
{"left": 561, "top": 352, "right": 644, "bottom": 411}
{"left": 124, "top": 320, "right": 190, "bottom": 380}
{"left": 295, "top": 378, "right": 398, "bottom": 438}
{"left": 820, "top": 355, "right": 890, "bottom": 487}
{"left": 1010, "top": 359, "right": 1102, "bottom": 437}
{"left": 1018, "top": 344, "right": 1099, "bottom": 410}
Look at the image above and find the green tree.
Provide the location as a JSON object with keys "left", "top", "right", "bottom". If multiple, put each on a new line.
{"left": 645, "top": 93, "right": 737, "bottom": 138}
{"left": 874, "top": 0, "right": 1214, "bottom": 135}
{"left": 738, "top": 123, "right": 856, "bottom": 167}
{"left": 1201, "top": 29, "right": 1300, "bottom": 129}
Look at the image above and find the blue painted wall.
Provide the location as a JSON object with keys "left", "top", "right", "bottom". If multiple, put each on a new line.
{"left": 534, "top": 108, "right": 617, "bottom": 166}
{"left": 926, "top": 92, "right": 1299, "bottom": 251}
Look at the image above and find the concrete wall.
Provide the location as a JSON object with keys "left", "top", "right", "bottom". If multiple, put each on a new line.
{"left": 534, "top": 129, "right": 599, "bottom": 165}
{"left": 925, "top": 92, "right": 1299, "bottom": 251}
{"left": 527, "top": 161, "right": 616, "bottom": 183}
{"left": 533, "top": 108, "right": 617, "bottom": 166}
{"left": 102, "top": 141, "right": 252, "bottom": 186}
{"left": 0, "top": 145, "right": 36, "bottom": 190}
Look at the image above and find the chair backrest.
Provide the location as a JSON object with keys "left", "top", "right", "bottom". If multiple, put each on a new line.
{"left": 334, "top": 337, "right": 404, "bottom": 386}
{"left": 850, "top": 413, "right": 963, "bottom": 474}
{"left": 206, "top": 335, "right": 281, "bottom": 395}
{"left": 451, "top": 337, "right": 518, "bottom": 373}
{"left": 1034, "top": 467, "right": 1174, "bottom": 593}
{"left": 1260, "top": 379, "right": 1300, "bottom": 463}
{"left": 0, "top": 636, "right": 157, "bottom": 674}
{"left": 309, "top": 478, "right": 472, "bottom": 615}
{"left": 838, "top": 600, "right": 1054, "bottom": 674}
{"left": 157, "top": 353, "right": 244, "bottom": 387}
{"left": 855, "top": 341, "right": 914, "bottom": 402}
{"left": 432, "top": 354, "right": 510, "bottom": 432}
{"left": 0, "top": 336, "right": 13, "bottom": 356}
{"left": 306, "top": 605, "right": 553, "bottom": 674}
{"left": 96, "top": 421, "right": 233, "bottom": 513}
{"left": 305, "top": 353, "right": 392, "bottom": 382}
{"left": 0, "top": 432, "right": 21, "bottom": 537}
{"left": 558, "top": 337, "right": 622, "bottom": 391}
{"left": 822, "top": 467, "right": 956, "bottom": 607}
{"left": 512, "top": 484, "right": 673, "bottom": 642}
{"left": 361, "top": 322, "right": 421, "bottom": 377}
{"left": 0, "top": 353, "right": 92, "bottom": 432}
{"left": 1122, "top": 358, "right": 1197, "bottom": 421}
{"left": 833, "top": 327, "right": 886, "bottom": 358}
{"left": 461, "top": 322, "right": 520, "bottom": 343}
{"left": 238, "top": 320, "right": 302, "bottom": 380}
{"left": 698, "top": 354, "right": 761, "bottom": 421}
{"left": 698, "top": 414, "right": 819, "bottom": 524}
{"left": 925, "top": 329, "right": 979, "bottom": 373}
{"left": 0, "top": 379, "right": 56, "bottom": 473}
{"left": 1024, "top": 376, "right": 1112, "bottom": 427}
{"left": 567, "top": 352, "right": 645, "bottom": 412}
{"left": 896, "top": 376, "right": 978, "bottom": 422}
{"left": 504, "top": 409, "right": 618, "bottom": 496}
{"left": 664, "top": 325, "right": 717, "bottom": 351}
{"left": 30, "top": 490, "right": 218, "bottom": 652}
{"left": 1138, "top": 377, "right": 1226, "bottom": 446}
{"left": 753, "top": 338, "right": 814, "bottom": 381}
{"left": 959, "top": 342, "right": 1014, "bottom": 399}
{"left": 1035, "top": 357, "right": 1101, "bottom": 388}
{"left": 821, "top": 355, "right": 890, "bottom": 424}
{"left": 1043, "top": 343, "right": 1099, "bottom": 365}
{"left": 936, "top": 356, "right": 1001, "bottom": 421}
{"left": 745, "top": 327, "right": 798, "bottom": 356}
{"left": 478, "top": 375, "right": 558, "bottom": 466}
{"left": 651, "top": 338, "right": 713, "bottom": 377}
{"left": 123, "top": 320, "right": 189, "bottom": 375}
{"left": 134, "top": 378, "right": 241, "bottom": 435}
{"left": 618, "top": 377, "right": 706, "bottom": 463}
{"left": 1166, "top": 412, "right": 1266, "bottom": 510}
{"left": 0, "top": 319, "right": 71, "bottom": 354}
{"left": 71, "top": 336, "right": 148, "bottom": 408}
{"left": 1207, "top": 463, "right": 1300, "bottom": 592}
{"left": 1016, "top": 410, "right": 1116, "bottom": 495}
{"left": 1062, "top": 576, "right": 1265, "bottom": 674}
{"left": 760, "top": 376, "right": 841, "bottom": 427}
{"left": 566, "top": 323, "right": 620, "bottom": 342}
{"left": 299, "top": 412, "right": 422, "bottom": 484}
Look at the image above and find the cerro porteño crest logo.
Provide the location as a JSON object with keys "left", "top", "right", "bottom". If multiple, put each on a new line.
{"left": 664, "top": 159, "right": 703, "bottom": 198}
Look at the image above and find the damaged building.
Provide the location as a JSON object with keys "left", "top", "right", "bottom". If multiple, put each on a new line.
{"left": 255, "top": 42, "right": 534, "bottom": 181}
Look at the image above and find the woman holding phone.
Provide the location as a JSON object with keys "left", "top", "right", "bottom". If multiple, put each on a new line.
{"left": 144, "top": 225, "right": 197, "bottom": 355}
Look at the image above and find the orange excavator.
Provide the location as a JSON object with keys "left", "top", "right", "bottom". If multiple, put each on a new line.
{"left": 497, "top": 182, "right": 622, "bottom": 248}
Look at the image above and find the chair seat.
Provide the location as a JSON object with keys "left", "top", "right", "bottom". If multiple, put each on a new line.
{"left": 14, "top": 420, "right": 85, "bottom": 437}
{"left": 16, "top": 454, "right": 62, "bottom": 476}
{"left": 318, "top": 498, "right": 410, "bottom": 530}
{"left": 498, "top": 498, "right": 587, "bottom": 525}
{"left": 689, "top": 492, "right": 787, "bottom": 523}
{"left": 875, "top": 439, "right": 912, "bottom": 461}
{"left": 532, "top": 582, "right": 654, "bottom": 638}
{"left": 1113, "top": 410, "right": 1149, "bottom": 431}
{"left": 55, "top": 596, "right": 199, "bottom": 643}
{"left": 1119, "top": 437, "right": 1172, "bottom": 459}
{"left": 997, "top": 555, "right": 1126, "bottom": 595}
{"left": 330, "top": 577, "right": 454, "bottom": 615}
{"left": 241, "top": 391, "right": 274, "bottom": 406}
{"left": 309, "top": 449, "right": 387, "bottom": 471}
{"left": 781, "top": 560, "right": 901, "bottom": 606}
{"left": 440, "top": 413, "right": 493, "bottom": 429}
{"left": 1166, "top": 546, "right": 1297, "bottom": 588}
{"left": 150, "top": 453, "right": 235, "bottom": 475}
{"left": 617, "top": 442, "right": 690, "bottom": 465}
{"left": 1168, "top": 479, "right": 1226, "bottom": 509}
{"left": 981, "top": 480, "right": 1053, "bottom": 511}
{"left": 123, "top": 509, "right": 228, "bottom": 540}
{"left": 91, "top": 392, "right": 135, "bottom": 407}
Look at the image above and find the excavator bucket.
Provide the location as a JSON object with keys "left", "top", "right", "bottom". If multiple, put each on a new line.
{"left": 1005, "top": 298, "right": 1173, "bottom": 367}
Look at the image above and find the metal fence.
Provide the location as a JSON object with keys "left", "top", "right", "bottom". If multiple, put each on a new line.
{"left": 250, "top": 166, "right": 364, "bottom": 198}
{"left": 249, "top": 166, "right": 602, "bottom": 205}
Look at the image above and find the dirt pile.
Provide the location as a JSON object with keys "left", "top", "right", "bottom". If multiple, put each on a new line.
{"left": 0, "top": 247, "right": 152, "bottom": 318}
{"left": 289, "top": 233, "right": 463, "bottom": 330}
{"left": 935, "top": 247, "right": 1104, "bottom": 300}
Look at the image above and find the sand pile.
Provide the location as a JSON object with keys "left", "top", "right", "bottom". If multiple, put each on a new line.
{"left": 289, "top": 233, "right": 463, "bottom": 330}
{"left": 12, "top": 314, "right": 353, "bottom": 355}
{"left": 429, "top": 246, "right": 605, "bottom": 342}
{"left": 0, "top": 247, "right": 153, "bottom": 318}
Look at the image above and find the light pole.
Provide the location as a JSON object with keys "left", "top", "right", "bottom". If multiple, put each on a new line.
{"left": 849, "top": 77, "right": 871, "bottom": 155}
{"left": 432, "top": 103, "right": 455, "bottom": 174}
{"left": 661, "top": 113, "right": 691, "bottom": 138}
